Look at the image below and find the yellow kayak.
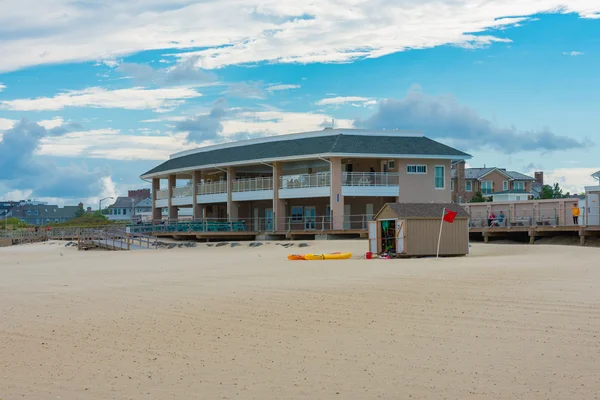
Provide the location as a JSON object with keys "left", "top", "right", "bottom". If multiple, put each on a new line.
{"left": 303, "top": 252, "right": 352, "bottom": 260}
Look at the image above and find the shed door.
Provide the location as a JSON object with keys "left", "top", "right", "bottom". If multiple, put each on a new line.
{"left": 368, "top": 221, "right": 378, "bottom": 253}
{"left": 396, "top": 220, "right": 405, "bottom": 254}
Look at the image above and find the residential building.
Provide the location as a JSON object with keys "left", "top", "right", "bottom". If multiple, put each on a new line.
{"left": 584, "top": 170, "right": 600, "bottom": 226}
{"left": 139, "top": 129, "right": 470, "bottom": 231}
{"left": 128, "top": 189, "right": 151, "bottom": 203}
{"left": 451, "top": 163, "right": 537, "bottom": 203}
{"left": 107, "top": 197, "right": 138, "bottom": 221}
{"left": 9, "top": 204, "right": 81, "bottom": 226}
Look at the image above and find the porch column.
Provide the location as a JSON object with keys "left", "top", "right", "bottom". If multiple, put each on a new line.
{"left": 152, "top": 178, "right": 162, "bottom": 221}
{"left": 227, "top": 167, "right": 238, "bottom": 221}
{"left": 273, "top": 162, "right": 286, "bottom": 232}
{"left": 330, "top": 157, "right": 344, "bottom": 230}
{"left": 192, "top": 170, "right": 203, "bottom": 220}
{"left": 168, "top": 174, "right": 178, "bottom": 220}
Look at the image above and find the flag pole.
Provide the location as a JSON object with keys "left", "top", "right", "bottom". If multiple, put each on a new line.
{"left": 437, "top": 207, "right": 445, "bottom": 258}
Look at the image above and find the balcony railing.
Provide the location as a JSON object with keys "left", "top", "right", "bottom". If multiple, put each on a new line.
{"left": 280, "top": 172, "right": 330, "bottom": 189}
{"left": 172, "top": 186, "right": 192, "bottom": 198}
{"left": 156, "top": 189, "right": 169, "bottom": 200}
{"left": 342, "top": 172, "right": 400, "bottom": 186}
{"left": 198, "top": 181, "right": 227, "bottom": 195}
{"left": 233, "top": 177, "right": 274, "bottom": 192}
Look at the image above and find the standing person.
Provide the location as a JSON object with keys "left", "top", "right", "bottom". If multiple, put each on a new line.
{"left": 571, "top": 203, "right": 580, "bottom": 225}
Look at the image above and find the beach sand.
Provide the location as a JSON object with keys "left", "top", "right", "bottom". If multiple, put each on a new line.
{"left": 1, "top": 241, "right": 599, "bottom": 399}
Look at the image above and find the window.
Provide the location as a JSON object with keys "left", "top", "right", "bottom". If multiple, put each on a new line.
{"left": 27, "top": 210, "right": 31, "bottom": 215}
{"left": 465, "top": 181, "right": 473, "bottom": 192}
{"left": 514, "top": 181, "right": 525, "bottom": 191}
{"left": 481, "top": 181, "right": 493, "bottom": 194}
{"left": 434, "top": 166, "right": 445, "bottom": 189}
{"left": 34, "top": 210, "right": 39, "bottom": 215}
{"left": 407, "top": 165, "right": 427, "bottom": 174}
{"left": 123, "top": 208, "right": 127, "bottom": 215}
{"left": 451, "top": 180, "right": 455, "bottom": 191}
{"left": 291, "top": 206, "right": 303, "bottom": 222}
{"left": 388, "top": 160, "right": 395, "bottom": 170}
{"left": 54, "top": 219, "right": 59, "bottom": 223}
{"left": 503, "top": 181, "right": 508, "bottom": 191}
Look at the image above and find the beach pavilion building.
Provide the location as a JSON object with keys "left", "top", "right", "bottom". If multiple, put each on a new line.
{"left": 139, "top": 129, "right": 471, "bottom": 234}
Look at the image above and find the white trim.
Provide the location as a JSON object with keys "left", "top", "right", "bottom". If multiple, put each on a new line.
{"left": 434, "top": 165, "right": 445, "bottom": 190}
{"left": 406, "top": 164, "right": 427, "bottom": 174}
{"left": 170, "top": 129, "right": 424, "bottom": 159}
{"left": 503, "top": 181, "right": 508, "bottom": 191}
{"left": 141, "top": 153, "right": 470, "bottom": 179}
{"left": 465, "top": 180, "right": 473, "bottom": 192}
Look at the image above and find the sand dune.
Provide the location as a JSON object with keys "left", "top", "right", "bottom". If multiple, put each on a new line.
{"left": 1, "top": 241, "right": 600, "bottom": 399}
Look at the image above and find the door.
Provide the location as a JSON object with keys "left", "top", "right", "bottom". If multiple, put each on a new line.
{"left": 265, "top": 208, "right": 273, "bottom": 231}
{"left": 368, "top": 221, "right": 378, "bottom": 253}
{"left": 345, "top": 163, "right": 353, "bottom": 184}
{"left": 396, "top": 220, "right": 405, "bottom": 254}
{"left": 304, "top": 207, "right": 316, "bottom": 230}
{"left": 589, "top": 194, "right": 600, "bottom": 226}
{"left": 343, "top": 204, "right": 351, "bottom": 230}
{"left": 381, "top": 160, "right": 388, "bottom": 173}
{"left": 253, "top": 208, "right": 259, "bottom": 231}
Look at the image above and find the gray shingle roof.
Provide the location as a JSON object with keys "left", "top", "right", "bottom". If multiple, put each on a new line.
{"left": 451, "top": 167, "right": 534, "bottom": 181}
{"left": 135, "top": 198, "right": 152, "bottom": 208}
{"left": 108, "top": 197, "right": 136, "bottom": 209}
{"left": 379, "top": 203, "right": 470, "bottom": 219}
{"left": 142, "top": 131, "right": 470, "bottom": 177}
{"left": 10, "top": 205, "right": 80, "bottom": 219}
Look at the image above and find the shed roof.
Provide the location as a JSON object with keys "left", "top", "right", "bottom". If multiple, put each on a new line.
{"left": 141, "top": 129, "right": 471, "bottom": 178}
{"left": 375, "top": 203, "right": 470, "bottom": 220}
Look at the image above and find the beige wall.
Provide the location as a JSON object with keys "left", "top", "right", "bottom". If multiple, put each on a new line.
{"left": 406, "top": 219, "right": 469, "bottom": 256}
{"left": 330, "top": 157, "right": 344, "bottom": 230}
{"left": 396, "top": 159, "right": 451, "bottom": 203}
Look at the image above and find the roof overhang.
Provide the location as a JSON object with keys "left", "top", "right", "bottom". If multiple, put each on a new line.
{"left": 140, "top": 152, "right": 472, "bottom": 180}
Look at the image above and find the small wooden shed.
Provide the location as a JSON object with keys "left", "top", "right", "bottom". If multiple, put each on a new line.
{"left": 370, "top": 203, "right": 470, "bottom": 257}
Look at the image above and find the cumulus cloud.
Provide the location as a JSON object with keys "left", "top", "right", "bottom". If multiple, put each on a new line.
{"left": 175, "top": 98, "right": 228, "bottom": 143}
{"left": 0, "top": 86, "right": 202, "bottom": 112}
{"left": 357, "top": 87, "right": 589, "bottom": 153}
{"left": 0, "top": 83, "right": 5, "bottom": 92}
{"left": 1, "top": 1, "right": 599, "bottom": 73}
{"left": 0, "top": 119, "right": 109, "bottom": 198}
{"left": 116, "top": 56, "right": 217, "bottom": 85}
{"left": 563, "top": 51, "right": 584, "bottom": 56}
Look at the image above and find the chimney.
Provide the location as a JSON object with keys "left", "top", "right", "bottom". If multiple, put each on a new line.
{"left": 534, "top": 171, "right": 544, "bottom": 185}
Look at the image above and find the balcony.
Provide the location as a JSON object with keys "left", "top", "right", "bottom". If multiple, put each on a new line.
{"left": 155, "top": 189, "right": 169, "bottom": 208}
{"left": 232, "top": 177, "right": 274, "bottom": 201}
{"left": 279, "top": 172, "right": 331, "bottom": 199}
{"left": 172, "top": 185, "right": 193, "bottom": 206}
{"left": 341, "top": 172, "right": 400, "bottom": 197}
{"left": 197, "top": 181, "right": 227, "bottom": 203}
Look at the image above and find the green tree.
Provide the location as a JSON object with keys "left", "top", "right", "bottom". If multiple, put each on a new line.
{"left": 540, "top": 185, "right": 554, "bottom": 199}
{"left": 540, "top": 183, "right": 571, "bottom": 199}
{"left": 469, "top": 191, "right": 488, "bottom": 203}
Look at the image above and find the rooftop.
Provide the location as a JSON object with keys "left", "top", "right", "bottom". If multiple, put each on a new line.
{"left": 142, "top": 129, "right": 471, "bottom": 178}
{"left": 451, "top": 167, "right": 535, "bottom": 181}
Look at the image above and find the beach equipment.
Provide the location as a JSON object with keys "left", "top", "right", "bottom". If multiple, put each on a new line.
{"left": 288, "top": 252, "right": 352, "bottom": 260}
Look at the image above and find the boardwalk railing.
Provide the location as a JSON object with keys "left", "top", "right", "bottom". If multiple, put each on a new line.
{"left": 467, "top": 206, "right": 592, "bottom": 228}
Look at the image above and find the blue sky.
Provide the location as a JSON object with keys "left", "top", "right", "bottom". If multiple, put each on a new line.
{"left": 1, "top": 1, "right": 599, "bottom": 206}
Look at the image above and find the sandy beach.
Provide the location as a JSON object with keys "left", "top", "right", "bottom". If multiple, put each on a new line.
{"left": 1, "top": 241, "right": 600, "bottom": 399}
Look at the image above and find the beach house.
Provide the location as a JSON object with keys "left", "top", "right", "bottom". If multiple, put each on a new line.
{"left": 451, "top": 164, "right": 538, "bottom": 203}
{"left": 139, "top": 129, "right": 470, "bottom": 232}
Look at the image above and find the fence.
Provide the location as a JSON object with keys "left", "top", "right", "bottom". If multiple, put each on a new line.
{"left": 233, "top": 177, "right": 274, "bottom": 192}
{"left": 280, "top": 172, "right": 331, "bottom": 189}
{"left": 127, "top": 214, "right": 372, "bottom": 235}
{"left": 463, "top": 199, "right": 587, "bottom": 228}
{"left": 342, "top": 172, "right": 400, "bottom": 186}
{"left": 198, "top": 181, "right": 228, "bottom": 195}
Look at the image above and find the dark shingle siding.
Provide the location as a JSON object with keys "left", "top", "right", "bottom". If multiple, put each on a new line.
{"left": 384, "top": 203, "right": 470, "bottom": 219}
{"left": 142, "top": 133, "right": 470, "bottom": 177}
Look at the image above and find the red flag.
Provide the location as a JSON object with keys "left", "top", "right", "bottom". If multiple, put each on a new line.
{"left": 443, "top": 209, "right": 458, "bottom": 223}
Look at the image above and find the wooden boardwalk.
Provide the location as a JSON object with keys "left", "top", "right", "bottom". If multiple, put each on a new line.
{"left": 470, "top": 224, "right": 600, "bottom": 245}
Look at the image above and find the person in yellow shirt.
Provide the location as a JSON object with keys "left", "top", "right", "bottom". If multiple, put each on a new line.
{"left": 571, "top": 203, "right": 580, "bottom": 225}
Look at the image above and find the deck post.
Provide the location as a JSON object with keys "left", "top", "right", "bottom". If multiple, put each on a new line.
{"left": 483, "top": 230, "right": 489, "bottom": 243}
{"left": 152, "top": 178, "right": 162, "bottom": 222}
{"left": 167, "top": 175, "right": 178, "bottom": 221}
{"left": 529, "top": 228, "right": 535, "bottom": 244}
{"left": 329, "top": 157, "right": 344, "bottom": 230}
{"left": 579, "top": 227, "right": 586, "bottom": 246}
{"left": 272, "top": 162, "right": 286, "bottom": 232}
{"left": 192, "top": 170, "right": 202, "bottom": 220}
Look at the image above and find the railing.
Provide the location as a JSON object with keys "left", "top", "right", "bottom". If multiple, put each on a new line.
{"left": 342, "top": 172, "right": 400, "bottom": 186}
{"left": 233, "top": 177, "right": 274, "bottom": 192}
{"left": 466, "top": 206, "right": 588, "bottom": 228}
{"left": 279, "top": 172, "right": 330, "bottom": 189}
{"left": 172, "top": 185, "right": 192, "bottom": 198}
{"left": 198, "top": 181, "right": 228, "bottom": 195}
{"left": 156, "top": 189, "right": 169, "bottom": 200}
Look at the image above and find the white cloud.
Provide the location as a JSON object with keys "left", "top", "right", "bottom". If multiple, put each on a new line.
{"left": 0, "top": 87, "right": 202, "bottom": 112}
{"left": 0, "top": 83, "right": 5, "bottom": 92}
{"left": 0, "top": 1, "right": 599, "bottom": 72}
{"left": 563, "top": 51, "right": 584, "bottom": 56}
{"left": 266, "top": 84, "right": 301, "bottom": 92}
{"left": 542, "top": 168, "right": 599, "bottom": 193}
{"left": 0, "top": 118, "right": 16, "bottom": 130}
{"left": 316, "top": 96, "right": 377, "bottom": 107}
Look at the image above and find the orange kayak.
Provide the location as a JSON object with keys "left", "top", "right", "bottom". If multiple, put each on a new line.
{"left": 288, "top": 254, "right": 306, "bottom": 260}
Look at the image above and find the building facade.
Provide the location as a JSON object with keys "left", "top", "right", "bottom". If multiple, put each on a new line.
{"left": 451, "top": 163, "right": 537, "bottom": 203}
{"left": 140, "top": 129, "right": 470, "bottom": 231}
{"left": 9, "top": 204, "right": 81, "bottom": 226}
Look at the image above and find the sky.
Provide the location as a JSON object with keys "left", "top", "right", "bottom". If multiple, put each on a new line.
{"left": 1, "top": 0, "right": 599, "bottom": 208}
